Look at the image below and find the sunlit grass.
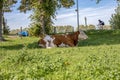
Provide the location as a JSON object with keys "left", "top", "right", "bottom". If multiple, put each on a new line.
{"left": 0, "top": 30, "right": 120, "bottom": 79}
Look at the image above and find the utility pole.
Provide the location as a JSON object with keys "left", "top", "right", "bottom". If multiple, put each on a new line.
{"left": 76, "top": 0, "right": 80, "bottom": 30}
{"left": 84, "top": 17, "right": 87, "bottom": 27}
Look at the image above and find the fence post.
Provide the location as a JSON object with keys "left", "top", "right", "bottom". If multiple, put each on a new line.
{"left": 54, "top": 27, "right": 56, "bottom": 34}
{"left": 20, "top": 27, "right": 22, "bottom": 39}
{"left": 84, "top": 17, "right": 87, "bottom": 30}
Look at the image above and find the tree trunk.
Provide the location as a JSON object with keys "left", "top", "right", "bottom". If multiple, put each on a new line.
{"left": 0, "top": 8, "right": 4, "bottom": 41}
{"left": 0, "top": 0, "right": 5, "bottom": 41}
{"left": 39, "top": 0, "right": 46, "bottom": 35}
{"left": 41, "top": 15, "right": 46, "bottom": 35}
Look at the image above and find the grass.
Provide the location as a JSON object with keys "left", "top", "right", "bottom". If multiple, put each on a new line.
{"left": 0, "top": 30, "right": 120, "bottom": 80}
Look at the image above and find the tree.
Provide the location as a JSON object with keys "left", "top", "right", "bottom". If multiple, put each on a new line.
{"left": 18, "top": 0, "right": 74, "bottom": 35}
{"left": 0, "top": 0, "right": 4, "bottom": 41}
{"left": 30, "top": 11, "right": 53, "bottom": 35}
{"left": 0, "top": 0, "right": 17, "bottom": 41}
{"left": 109, "top": 2, "right": 120, "bottom": 29}
{"left": 28, "top": 23, "right": 42, "bottom": 36}
{"left": 2, "top": 16, "right": 10, "bottom": 35}
{"left": 3, "top": 25, "right": 10, "bottom": 35}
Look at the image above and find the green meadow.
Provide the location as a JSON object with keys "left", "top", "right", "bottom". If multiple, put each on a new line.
{"left": 0, "top": 30, "right": 120, "bottom": 80}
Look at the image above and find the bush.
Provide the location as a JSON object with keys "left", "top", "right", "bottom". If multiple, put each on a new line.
{"left": 28, "top": 24, "right": 42, "bottom": 36}
{"left": 3, "top": 26, "right": 10, "bottom": 35}
{"left": 109, "top": 5, "right": 120, "bottom": 29}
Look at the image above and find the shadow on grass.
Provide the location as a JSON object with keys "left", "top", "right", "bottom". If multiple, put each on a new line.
{"left": 27, "top": 41, "right": 40, "bottom": 49}
{"left": 1, "top": 44, "right": 24, "bottom": 50}
{"left": 1, "top": 42, "right": 40, "bottom": 50}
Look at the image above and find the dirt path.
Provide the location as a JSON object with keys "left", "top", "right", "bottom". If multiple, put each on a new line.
{"left": 7, "top": 35, "right": 18, "bottom": 39}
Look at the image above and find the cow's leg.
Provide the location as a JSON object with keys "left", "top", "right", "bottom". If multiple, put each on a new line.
{"left": 45, "top": 41, "right": 49, "bottom": 48}
{"left": 67, "top": 42, "right": 75, "bottom": 47}
{"left": 50, "top": 37, "right": 56, "bottom": 47}
{"left": 64, "top": 41, "right": 75, "bottom": 47}
{"left": 74, "top": 41, "right": 78, "bottom": 46}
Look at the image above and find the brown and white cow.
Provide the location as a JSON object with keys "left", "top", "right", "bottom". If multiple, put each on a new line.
{"left": 38, "top": 30, "right": 88, "bottom": 48}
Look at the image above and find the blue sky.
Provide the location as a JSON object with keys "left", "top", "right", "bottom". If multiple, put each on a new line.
{"left": 4, "top": 0, "right": 118, "bottom": 30}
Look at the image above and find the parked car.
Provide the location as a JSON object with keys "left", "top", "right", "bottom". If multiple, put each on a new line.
{"left": 18, "top": 31, "right": 28, "bottom": 36}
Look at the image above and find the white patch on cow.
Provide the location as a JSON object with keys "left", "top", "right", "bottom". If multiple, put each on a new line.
{"left": 78, "top": 30, "right": 88, "bottom": 40}
{"left": 45, "top": 40, "right": 50, "bottom": 48}
{"left": 51, "top": 37, "right": 56, "bottom": 47}
{"left": 43, "top": 35, "right": 51, "bottom": 48}
{"left": 42, "top": 35, "right": 56, "bottom": 48}
{"left": 58, "top": 43, "right": 69, "bottom": 47}
{"left": 43, "top": 35, "right": 51, "bottom": 42}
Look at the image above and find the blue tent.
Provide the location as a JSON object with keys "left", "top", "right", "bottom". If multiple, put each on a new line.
{"left": 18, "top": 31, "right": 28, "bottom": 36}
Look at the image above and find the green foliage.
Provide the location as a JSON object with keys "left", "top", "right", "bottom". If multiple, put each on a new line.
{"left": 28, "top": 24, "right": 42, "bottom": 36}
{"left": 1, "top": 30, "right": 120, "bottom": 79}
{"left": 18, "top": 0, "right": 74, "bottom": 34}
{"left": 0, "top": 49, "right": 67, "bottom": 79}
{"left": 109, "top": 4, "right": 120, "bottom": 29}
{"left": 59, "top": 0, "right": 75, "bottom": 8}
{"left": 110, "top": 14, "right": 120, "bottom": 29}
{"left": 2, "top": 0, "right": 17, "bottom": 12}
{"left": 3, "top": 25, "right": 10, "bottom": 35}
{"left": 44, "top": 25, "right": 53, "bottom": 35}
{"left": 0, "top": 0, "right": 17, "bottom": 41}
{"left": 75, "top": 53, "right": 120, "bottom": 80}
{"left": 28, "top": 23, "right": 53, "bottom": 36}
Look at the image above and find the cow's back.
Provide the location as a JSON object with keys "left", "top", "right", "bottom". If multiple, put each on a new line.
{"left": 52, "top": 35, "right": 74, "bottom": 47}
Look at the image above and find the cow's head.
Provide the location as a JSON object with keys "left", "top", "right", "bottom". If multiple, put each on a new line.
{"left": 78, "top": 30, "right": 88, "bottom": 40}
